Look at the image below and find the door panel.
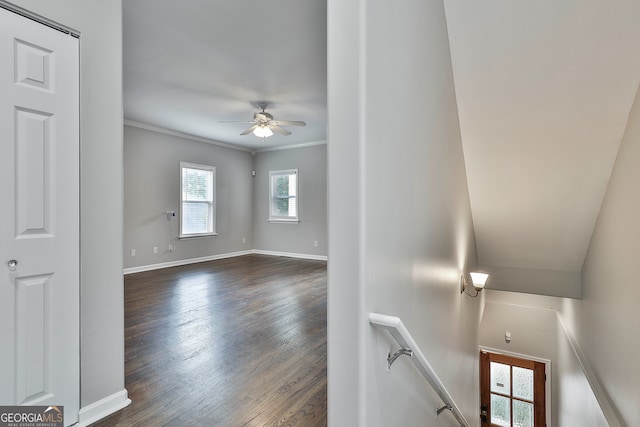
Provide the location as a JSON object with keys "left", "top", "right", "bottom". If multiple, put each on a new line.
{"left": 0, "top": 7, "right": 79, "bottom": 425}
{"left": 480, "top": 351, "right": 545, "bottom": 427}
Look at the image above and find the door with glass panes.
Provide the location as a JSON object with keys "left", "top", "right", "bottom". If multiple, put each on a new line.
{"left": 480, "top": 351, "right": 546, "bottom": 427}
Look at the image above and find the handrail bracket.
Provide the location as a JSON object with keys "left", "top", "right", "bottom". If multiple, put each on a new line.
{"left": 387, "top": 347, "right": 413, "bottom": 370}
{"left": 437, "top": 404, "right": 452, "bottom": 416}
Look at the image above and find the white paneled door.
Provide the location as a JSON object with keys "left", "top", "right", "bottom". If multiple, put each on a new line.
{"left": 0, "top": 7, "right": 79, "bottom": 425}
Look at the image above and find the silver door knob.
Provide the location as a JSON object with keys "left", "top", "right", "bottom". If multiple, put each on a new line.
{"left": 7, "top": 260, "right": 17, "bottom": 270}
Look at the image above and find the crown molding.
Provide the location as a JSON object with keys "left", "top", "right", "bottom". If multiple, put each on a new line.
{"left": 124, "top": 120, "right": 253, "bottom": 153}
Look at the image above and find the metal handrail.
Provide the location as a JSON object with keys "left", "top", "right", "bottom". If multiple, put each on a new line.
{"left": 369, "top": 313, "right": 470, "bottom": 427}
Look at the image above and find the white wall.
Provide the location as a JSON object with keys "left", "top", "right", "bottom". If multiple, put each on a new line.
{"left": 481, "top": 264, "right": 581, "bottom": 299}
{"left": 9, "top": 0, "right": 125, "bottom": 409}
{"left": 483, "top": 290, "right": 610, "bottom": 427}
{"left": 123, "top": 124, "right": 254, "bottom": 269}
{"left": 253, "top": 144, "right": 327, "bottom": 258}
{"left": 123, "top": 126, "right": 326, "bottom": 270}
{"left": 328, "top": 0, "right": 481, "bottom": 425}
{"left": 480, "top": 300, "right": 558, "bottom": 426}
{"left": 555, "top": 324, "right": 608, "bottom": 427}
{"left": 579, "top": 81, "right": 640, "bottom": 425}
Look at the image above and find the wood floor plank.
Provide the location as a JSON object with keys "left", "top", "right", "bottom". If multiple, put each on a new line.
{"left": 89, "top": 254, "right": 327, "bottom": 427}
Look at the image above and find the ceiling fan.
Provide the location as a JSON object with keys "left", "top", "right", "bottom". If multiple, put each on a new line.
{"left": 221, "top": 102, "right": 306, "bottom": 138}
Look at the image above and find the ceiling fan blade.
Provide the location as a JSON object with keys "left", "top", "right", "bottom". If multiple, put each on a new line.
{"left": 269, "top": 125, "right": 292, "bottom": 136}
{"left": 240, "top": 124, "right": 259, "bottom": 135}
{"left": 270, "top": 120, "right": 306, "bottom": 127}
{"left": 219, "top": 120, "right": 256, "bottom": 124}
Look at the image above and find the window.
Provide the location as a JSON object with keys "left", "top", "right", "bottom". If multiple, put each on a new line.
{"left": 480, "top": 351, "right": 546, "bottom": 427}
{"left": 269, "top": 169, "right": 299, "bottom": 222}
{"left": 180, "top": 162, "right": 216, "bottom": 237}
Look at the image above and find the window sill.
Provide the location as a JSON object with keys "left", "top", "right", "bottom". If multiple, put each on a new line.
{"left": 179, "top": 233, "right": 218, "bottom": 239}
{"left": 268, "top": 219, "right": 300, "bottom": 224}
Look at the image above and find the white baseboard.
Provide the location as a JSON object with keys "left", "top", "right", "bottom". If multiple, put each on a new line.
{"left": 253, "top": 249, "right": 328, "bottom": 261}
{"left": 123, "top": 250, "right": 254, "bottom": 274}
{"left": 123, "top": 249, "right": 326, "bottom": 274}
{"left": 77, "top": 388, "right": 131, "bottom": 427}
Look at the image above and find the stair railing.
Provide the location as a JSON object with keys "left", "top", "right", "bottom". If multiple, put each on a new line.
{"left": 369, "top": 313, "right": 470, "bottom": 427}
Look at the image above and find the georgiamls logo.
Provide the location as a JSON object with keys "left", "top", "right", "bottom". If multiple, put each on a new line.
{"left": 0, "top": 405, "right": 64, "bottom": 426}
{"left": 41, "top": 406, "right": 64, "bottom": 422}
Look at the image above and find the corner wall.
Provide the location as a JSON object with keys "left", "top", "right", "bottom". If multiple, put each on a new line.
{"left": 123, "top": 124, "right": 254, "bottom": 269}
{"left": 579, "top": 81, "right": 640, "bottom": 425}
{"left": 328, "top": 0, "right": 481, "bottom": 424}
{"left": 482, "top": 290, "right": 612, "bottom": 427}
{"left": 9, "top": 0, "right": 125, "bottom": 410}
{"left": 480, "top": 298, "right": 558, "bottom": 426}
{"left": 252, "top": 144, "right": 327, "bottom": 258}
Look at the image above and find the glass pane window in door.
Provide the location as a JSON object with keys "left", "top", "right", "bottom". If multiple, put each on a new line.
{"left": 491, "top": 393, "right": 510, "bottom": 427}
{"left": 490, "top": 361, "right": 511, "bottom": 395}
{"left": 513, "top": 400, "right": 534, "bottom": 427}
{"left": 513, "top": 366, "right": 534, "bottom": 401}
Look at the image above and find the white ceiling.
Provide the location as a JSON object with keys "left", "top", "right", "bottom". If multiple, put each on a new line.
{"left": 124, "top": 1, "right": 640, "bottom": 294}
{"left": 123, "top": 0, "right": 327, "bottom": 151}
{"left": 444, "top": 0, "right": 640, "bottom": 280}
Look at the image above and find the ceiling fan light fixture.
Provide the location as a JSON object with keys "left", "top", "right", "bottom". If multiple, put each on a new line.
{"left": 222, "top": 103, "right": 306, "bottom": 137}
{"left": 253, "top": 125, "right": 273, "bottom": 138}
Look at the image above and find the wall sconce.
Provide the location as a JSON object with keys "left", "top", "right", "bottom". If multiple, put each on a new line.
{"left": 460, "top": 272, "right": 489, "bottom": 297}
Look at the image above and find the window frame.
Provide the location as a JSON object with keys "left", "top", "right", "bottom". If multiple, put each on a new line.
{"left": 268, "top": 169, "right": 299, "bottom": 223}
{"left": 179, "top": 161, "right": 217, "bottom": 238}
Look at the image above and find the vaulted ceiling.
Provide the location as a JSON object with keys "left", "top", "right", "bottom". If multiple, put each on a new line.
{"left": 444, "top": 0, "right": 640, "bottom": 296}
{"left": 123, "top": 1, "right": 640, "bottom": 297}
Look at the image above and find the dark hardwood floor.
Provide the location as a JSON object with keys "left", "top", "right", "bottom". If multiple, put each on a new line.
{"left": 90, "top": 254, "right": 327, "bottom": 427}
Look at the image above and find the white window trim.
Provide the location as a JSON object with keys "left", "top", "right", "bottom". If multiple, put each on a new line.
{"left": 268, "top": 218, "right": 301, "bottom": 224}
{"left": 179, "top": 161, "right": 217, "bottom": 238}
{"left": 268, "top": 169, "right": 300, "bottom": 223}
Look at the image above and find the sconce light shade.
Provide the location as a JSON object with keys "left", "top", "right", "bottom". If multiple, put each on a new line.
{"left": 470, "top": 272, "right": 489, "bottom": 290}
{"left": 461, "top": 272, "right": 490, "bottom": 297}
{"left": 253, "top": 125, "right": 273, "bottom": 138}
